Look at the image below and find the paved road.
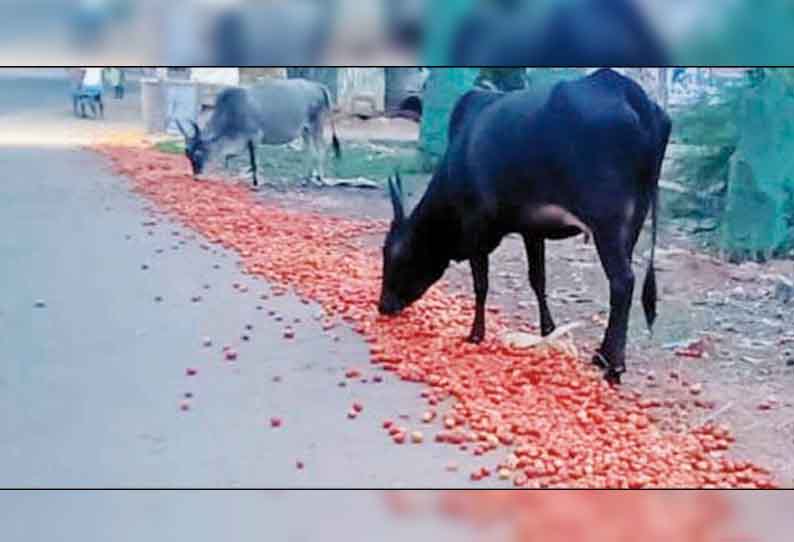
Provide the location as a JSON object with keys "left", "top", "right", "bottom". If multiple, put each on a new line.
{"left": 0, "top": 71, "right": 142, "bottom": 146}
{"left": 0, "top": 74, "right": 497, "bottom": 488}
{"left": 0, "top": 146, "right": 500, "bottom": 488}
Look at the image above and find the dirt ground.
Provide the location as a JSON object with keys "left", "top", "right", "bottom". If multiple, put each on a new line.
{"left": 227, "top": 120, "right": 794, "bottom": 487}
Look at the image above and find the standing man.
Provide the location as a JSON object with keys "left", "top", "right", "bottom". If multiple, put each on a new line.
{"left": 81, "top": 67, "right": 105, "bottom": 118}
{"left": 106, "top": 68, "right": 125, "bottom": 99}
{"left": 69, "top": 68, "right": 86, "bottom": 116}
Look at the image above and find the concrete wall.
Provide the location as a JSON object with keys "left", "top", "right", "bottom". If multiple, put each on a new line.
{"left": 239, "top": 68, "right": 287, "bottom": 85}
{"left": 287, "top": 68, "right": 387, "bottom": 115}
{"left": 141, "top": 79, "right": 200, "bottom": 135}
{"left": 385, "top": 68, "right": 426, "bottom": 111}
{"left": 337, "top": 68, "right": 385, "bottom": 114}
{"left": 189, "top": 68, "right": 239, "bottom": 86}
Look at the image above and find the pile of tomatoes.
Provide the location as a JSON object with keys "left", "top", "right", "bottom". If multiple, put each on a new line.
{"left": 98, "top": 145, "right": 776, "bottom": 489}
{"left": 431, "top": 491, "right": 745, "bottom": 542}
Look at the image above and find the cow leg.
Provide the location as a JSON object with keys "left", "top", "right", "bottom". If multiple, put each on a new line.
{"left": 467, "top": 253, "right": 490, "bottom": 344}
{"left": 301, "top": 128, "right": 317, "bottom": 184}
{"left": 312, "top": 120, "right": 326, "bottom": 182}
{"left": 310, "top": 134, "right": 322, "bottom": 182}
{"left": 247, "top": 140, "right": 258, "bottom": 187}
{"left": 523, "top": 236, "right": 556, "bottom": 336}
{"left": 592, "top": 230, "right": 635, "bottom": 384}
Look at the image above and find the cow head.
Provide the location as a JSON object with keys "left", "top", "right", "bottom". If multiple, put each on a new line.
{"left": 378, "top": 173, "right": 446, "bottom": 315}
{"left": 176, "top": 120, "right": 209, "bottom": 176}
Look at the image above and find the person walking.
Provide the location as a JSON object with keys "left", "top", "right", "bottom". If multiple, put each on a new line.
{"left": 106, "top": 68, "right": 125, "bottom": 99}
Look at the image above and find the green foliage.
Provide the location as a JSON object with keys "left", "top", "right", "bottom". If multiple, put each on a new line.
{"left": 673, "top": 70, "right": 794, "bottom": 147}
{"left": 672, "top": 78, "right": 746, "bottom": 148}
{"left": 154, "top": 140, "right": 184, "bottom": 154}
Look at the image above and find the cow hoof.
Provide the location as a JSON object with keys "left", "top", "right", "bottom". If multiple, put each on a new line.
{"left": 592, "top": 352, "right": 609, "bottom": 369}
{"left": 467, "top": 332, "right": 484, "bottom": 344}
{"left": 541, "top": 324, "right": 556, "bottom": 337}
{"left": 593, "top": 353, "right": 625, "bottom": 384}
{"left": 604, "top": 369, "right": 622, "bottom": 385}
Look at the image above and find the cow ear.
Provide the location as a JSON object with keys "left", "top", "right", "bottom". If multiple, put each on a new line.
{"left": 388, "top": 176, "right": 405, "bottom": 224}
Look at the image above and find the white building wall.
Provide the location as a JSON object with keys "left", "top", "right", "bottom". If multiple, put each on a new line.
{"left": 336, "top": 68, "right": 385, "bottom": 114}
{"left": 190, "top": 68, "right": 240, "bottom": 86}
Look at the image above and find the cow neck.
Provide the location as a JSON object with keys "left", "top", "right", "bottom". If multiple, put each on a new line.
{"left": 405, "top": 182, "right": 454, "bottom": 264}
{"left": 204, "top": 133, "right": 223, "bottom": 155}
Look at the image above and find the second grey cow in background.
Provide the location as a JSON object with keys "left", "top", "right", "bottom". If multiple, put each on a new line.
{"left": 178, "top": 78, "right": 341, "bottom": 188}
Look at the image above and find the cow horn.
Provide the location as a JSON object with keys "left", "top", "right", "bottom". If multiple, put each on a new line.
{"left": 189, "top": 120, "right": 200, "bottom": 137}
{"left": 388, "top": 176, "right": 405, "bottom": 223}
{"left": 175, "top": 119, "right": 189, "bottom": 139}
{"left": 395, "top": 170, "right": 404, "bottom": 199}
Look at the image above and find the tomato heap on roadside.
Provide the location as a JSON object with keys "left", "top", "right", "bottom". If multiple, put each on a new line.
{"left": 387, "top": 491, "right": 748, "bottom": 542}
{"left": 98, "top": 145, "right": 776, "bottom": 489}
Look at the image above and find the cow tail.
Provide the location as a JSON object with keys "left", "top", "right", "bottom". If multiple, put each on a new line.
{"left": 641, "top": 180, "right": 659, "bottom": 333}
{"left": 641, "top": 110, "right": 671, "bottom": 333}
{"left": 322, "top": 85, "right": 341, "bottom": 159}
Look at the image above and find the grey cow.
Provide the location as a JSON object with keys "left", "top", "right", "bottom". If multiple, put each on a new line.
{"left": 177, "top": 78, "right": 341, "bottom": 188}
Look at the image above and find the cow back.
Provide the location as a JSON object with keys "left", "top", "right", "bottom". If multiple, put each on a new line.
{"left": 207, "top": 88, "right": 259, "bottom": 140}
{"left": 246, "top": 79, "right": 329, "bottom": 145}
{"left": 448, "top": 89, "right": 504, "bottom": 144}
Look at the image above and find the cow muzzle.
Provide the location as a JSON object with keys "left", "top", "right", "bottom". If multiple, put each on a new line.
{"left": 378, "top": 295, "right": 404, "bottom": 316}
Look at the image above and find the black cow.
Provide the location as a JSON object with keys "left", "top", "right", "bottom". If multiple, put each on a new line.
{"left": 450, "top": 0, "right": 670, "bottom": 66}
{"left": 378, "top": 69, "right": 672, "bottom": 383}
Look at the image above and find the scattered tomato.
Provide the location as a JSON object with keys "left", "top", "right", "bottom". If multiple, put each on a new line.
{"left": 101, "top": 145, "right": 776, "bottom": 490}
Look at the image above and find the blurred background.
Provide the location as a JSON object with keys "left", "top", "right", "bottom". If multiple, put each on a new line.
{"left": 1, "top": 0, "right": 793, "bottom": 65}
{"left": 0, "top": 491, "right": 792, "bottom": 541}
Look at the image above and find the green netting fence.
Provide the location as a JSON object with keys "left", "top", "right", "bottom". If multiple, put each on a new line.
{"left": 674, "top": 70, "right": 794, "bottom": 260}
{"left": 418, "top": 68, "right": 479, "bottom": 166}
{"left": 722, "top": 74, "right": 794, "bottom": 259}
